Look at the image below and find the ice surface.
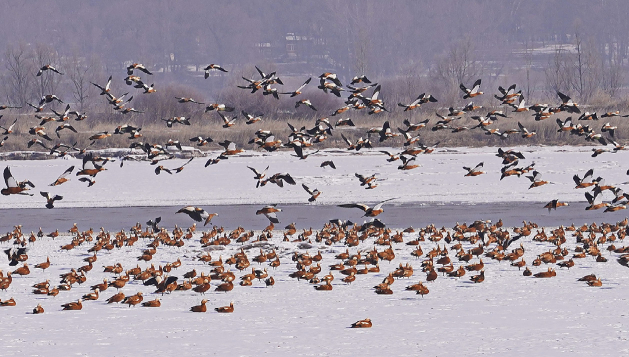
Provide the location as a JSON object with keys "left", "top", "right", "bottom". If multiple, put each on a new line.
{"left": 0, "top": 145, "right": 628, "bottom": 356}
{"left": 0, "top": 145, "right": 627, "bottom": 209}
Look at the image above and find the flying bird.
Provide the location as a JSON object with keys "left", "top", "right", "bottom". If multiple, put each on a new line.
{"left": 281, "top": 77, "right": 311, "bottom": 97}
{"left": 203, "top": 64, "right": 228, "bottom": 78}
{"left": 338, "top": 198, "right": 397, "bottom": 217}
{"left": 76, "top": 154, "right": 107, "bottom": 177}
{"left": 49, "top": 166, "right": 75, "bottom": 186}
{"left": 460, "top": 79, "right": 483, "bottom": 99}
{"left": 0, "top": 118, "right": 18, "bottom": 135}
{"left": 37, "top": 64, "right": 63, "bottom": 76}
{"left": 463, "top": 162, "right": 485, "bottom": 177}
{"left": 256, "top": 205, "right": 282, "bottom": 223}
{"left": 40, "top": 192, "right": 63, "bottom": 209}
{"left": 176, "top": 206, "right": 218, "bottom": 226}
{"left": 302, "top": 184, "right": 322, "bottom": 202}
{"left": 543, "top": 199, "right": 568, "bottom": 212}
{"left": 127, "top": 63, "right": 153, "bottom": 75}
{"left": 248, "top": 165, "right": 269, "bottom": 188}
{"left": 320, "top": 161, "right": 336, "bottom": 169}
{"left": 2, "top": 167, "right": 34, "bottom": 196}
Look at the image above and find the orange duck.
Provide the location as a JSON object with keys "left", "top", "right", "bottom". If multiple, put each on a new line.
{"left": 32, "top": 304, "right": 44, "bottom": 314}
{"left": 190, "top": 299, "right": 208, "bottom": 312}
{"left": 350, "top": 318, "right": 372, "bottom": 328}
{"left": 61, "top": 299, "right": 83, "bottom": 310}
{"left": 215, "top": 302, "right": 234, "bottom": 313}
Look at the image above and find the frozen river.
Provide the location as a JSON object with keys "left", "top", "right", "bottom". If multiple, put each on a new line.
{"left": 0, "top": 201, "right": 621, "bottom": 233}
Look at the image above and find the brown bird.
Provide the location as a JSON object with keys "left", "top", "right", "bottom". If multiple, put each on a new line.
{"left": 2, "top": 167, "right": 35, "bottom": 196}
{"left": 76, "top": 154, "right": 106, "bottom": 177}
{"left": 470, "top": 270, "right": 485, "bottom": 283}
{"left": 526, "top": 171, "right": 549, "bottom": 189}
{"left": 0, "top": 297, "right": 16, "bottom": 306}
{"left": 302, "top": 184, "right": 322, "bottom": 202}
{"left": 256, "top": 205, "right": 282, "bottom": 223}
{"left": 61, "top": 299, "right": 83, "bottom": 310}
{"left": 314, "top": 281, "right": 333, "bottom": 291}
{"left": 190, "top": 299, "right": 208, "bottom": 312}
{"left": 127, "top": 63, "right": 152, "bottom": 75}
{"left": 281, "top": 77, "right": 311, "bottom": 97}
{"left": 40, "top": 191, "right": 63, "bottom": 209}
{"left": 142, "top": 298, "right": 161, "bottom": 307}
{"left": 338, "top": 198, "right": 396, "bottom": 217}
{"left": 463, "top": 162, "right": 485, "bottom": 177}
{"left": 215, "top": 302, "right": 234, "bottom": 313}
{"left": 32, "top": 304, "right": 44, "bottom": 314}
{"left": 49, "top": 166, "right": 75, "bottom": 186}
{"left": 176, "top": 206, "right": 218, "bottom": 226}
{"left": 12, "top": 263, "right": 30, "bottom": 276}
{"left": 122, "top": 292, "right": 143, "bottom": 307}
{"left": 544, "top": 199, "right": 569, "bottom": 212}
{"left": 34, "top": 257, "right": 51, "bottom": 271}
{"left": 88, "top": 131, "right": 112, "bottom": 141}
{"left": 215, "top": 281, "right": 234, "bottom": 293}
{"left": 107, "top": 292, "right": 125, "bottom": 304}
{"left": 82, "top": 288, "right": 100, "bottom": 301}
{"left": 203, "top": 64, "right": 228, "bottom": 78}
{"left": 460, "top": 79, "right": 483, "bottom": 99}
{"left": 350, "top": 318, "right": 372, "bottom": 328}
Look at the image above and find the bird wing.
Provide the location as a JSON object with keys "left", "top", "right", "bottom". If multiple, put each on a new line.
{"left": 180, "top": 157, "right": 194, "bottom": 167}
{"left": 370, "top": 85, "right": 382, "bottom": 101}
{"left": 338, "top": 203, "right": 370, "bottom": 212}
{"left": 295, "top": 77, "right": 311, "bottom": 92}
{"left": 263, "top": 212, "right": 279, "bottom": 224}
{"left": 302, "top": 183, "right": 313, "bottom": 195}
{"left": 280, "top": 174, "right": 296, "bottom": 185}
{"left": 59, "top": 165, "right": 75, "bottom": 180}
{"left": 292, "top": 145, "right": 304, "bottom": 159}
{"left": 247, "top": 166, "right": 263, "bottom": 177}
{"left": 557, "top": 91, "right": 571, "bottom": 104}
{"left": 373, "top": 197, "right": 398, "bottom": 210}
{"left": 583, "top": 169, "right": 594, "bottom": 183}
{"left": 341, "top": 133, "right": 352, "bottom": 146}
{"left": 4, "top": 166, "right": 15, "bottom": 188}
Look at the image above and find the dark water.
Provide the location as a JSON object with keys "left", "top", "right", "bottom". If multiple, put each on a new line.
{"left": 0, "top": 202, "right": 624, "bottom": 234}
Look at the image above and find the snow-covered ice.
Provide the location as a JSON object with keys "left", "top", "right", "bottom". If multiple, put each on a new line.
{"left": 0, "top": 145, "right": 627, "bottom": 208}
{"left": 0, "top": 145, "right": 628, "bottom": 357}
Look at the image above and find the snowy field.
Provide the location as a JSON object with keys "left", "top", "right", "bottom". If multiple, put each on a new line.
{"left": 0, "top": 145, "right": 628, "bottom": 209}
{"left": 1, "top": 145, "right": 629, "bottom": 357}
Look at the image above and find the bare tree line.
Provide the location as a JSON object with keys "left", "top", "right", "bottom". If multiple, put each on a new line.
{"left": 0, "top": 1, "right": 629, "bottom": 111}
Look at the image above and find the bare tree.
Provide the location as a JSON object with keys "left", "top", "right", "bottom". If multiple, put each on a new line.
{"left": 544, "top": 46, "right": 570, "bottom": 96}
{"left": 67, "top": 55, "right": 96, "bottom": 111}
{"left": 3, "top": 43, "right": 35, "bottom": 108}
{"left": 569, "top": 31, "right": 601, "bottom": 101}
{"left": 546, "top": 29, "right": 603, "bottom": 102}
{"left": 601, "top": 48, "right": 623, "bottom": 97}
{"left": 431, "top": 38, "right": 482, "bottom": 104}
{"left": 353, "top": 29, "right": 369, "bottom": 77}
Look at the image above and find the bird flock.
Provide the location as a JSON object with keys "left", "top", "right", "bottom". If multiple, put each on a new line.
{"left": 1, "top": 61, "right": 629, "bottom": 328}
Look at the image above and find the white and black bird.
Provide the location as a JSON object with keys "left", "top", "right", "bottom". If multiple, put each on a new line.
{"left": 4, "top": 246, "right": 28, "bottom": 266}
{"left": 40, "top": 191, "right": 63, "bottom": 209}
{"left": 176, "top": 206, "right": 218, "bottom": 226}
{"left": 37, "top": 64, "right": 63, "bottom": 76}
{"left": 302, "top": 184, "right": 322, "bottom": 202}
{"left": 247, "top": 165, "right": 269, "bottom": 188}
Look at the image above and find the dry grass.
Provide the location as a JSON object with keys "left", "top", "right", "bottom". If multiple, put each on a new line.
{"left": 1, "top": 81, "right": 628, "bottom": 157}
